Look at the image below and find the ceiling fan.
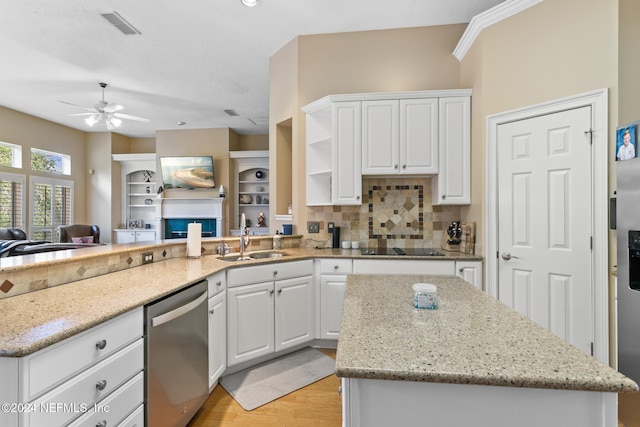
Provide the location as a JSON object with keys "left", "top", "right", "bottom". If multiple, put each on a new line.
{"left": 60, "top": 82, "right": 149, "bottom": 130}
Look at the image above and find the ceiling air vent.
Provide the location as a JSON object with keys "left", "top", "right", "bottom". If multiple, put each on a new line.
{"left": 224, "top": 109, "right": 240, "bottom": 117}
{"left": 101, "top": 11, "right": 141, "bottom": 35}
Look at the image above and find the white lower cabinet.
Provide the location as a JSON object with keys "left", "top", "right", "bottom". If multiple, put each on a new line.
{"left": 114, "top": 230, "right": 156, "bottom": 243}
{"left": 0, "top": 308, "right": 143, "bottom": 427}
{"left": 227, "top": 260, "right": 314, "bottom": 366}
{"left": 455, "top": 260, "right": 483, "bottom": 289}
{"left": 208, "top": 290, "right": 226, "bottom": 389}
{"left": 318, "top": 259, "right": 353, "bottom": 340}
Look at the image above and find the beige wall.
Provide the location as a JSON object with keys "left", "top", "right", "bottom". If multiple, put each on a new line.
{"left": 155, "top": 128, "right": 232, "bottom": 235}
{"left": 0, "top": 106, "right": 88, "bottom": 234}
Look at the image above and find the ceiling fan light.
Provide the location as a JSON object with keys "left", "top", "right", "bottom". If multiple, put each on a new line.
{"left": 241, "top": 0, "right": 259, "bottom": 7}
{"left": 109, "top": 117, "right": 122, "bottom": 128}
{"left": 85, "top": 115, "right": 99, "bottom": 127}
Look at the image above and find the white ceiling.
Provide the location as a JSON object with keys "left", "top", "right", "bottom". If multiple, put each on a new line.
{"left": 0, "top": 0, "right": 504, "bottom": 138}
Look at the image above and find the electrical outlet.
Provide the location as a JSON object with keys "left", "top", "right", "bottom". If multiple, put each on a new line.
{"left": 328, "top": 222, "right": 335, "bottom": 232}
{"left": 142, "top": 252, "right": 154, "bottom": 264}
{"left": 307, "top": 221, "right": 320, "bottom": 233}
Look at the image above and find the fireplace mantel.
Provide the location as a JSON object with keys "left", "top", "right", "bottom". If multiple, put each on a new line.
{"left": 161, "top": 197, "right": 224, "bottom": 237}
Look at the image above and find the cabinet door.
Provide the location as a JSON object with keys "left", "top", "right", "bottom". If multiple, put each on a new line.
{"left": 400, "top": 98, "right": 438, "bottom": 174}
{"left": 362, "top": 100, "right": 399, "bottom": 175}
{"left": 275, "top": 275, "right": 314, "bottom": 352}
{"left": 320, "top": 275, "right": 347, "bottom": 339}
{"left": 208, "top": 291, "right": 226, "bottom": 387}
{"left": 135, "top": 230, "right": 156, "bottom": 242}
{"left": 227, "top": 282, "right": 274, "bottom": 366}
{"left": 456, "top": 261, "right": 483, "bottom": 290}
{"left": 115, "top": 231, "right": 136, "bottom": 244}
{"left": 333, "top": 101, "right": 362, "bottom": 205}
{"left": 433, "top": 96, "right": 470, "bottom": 204}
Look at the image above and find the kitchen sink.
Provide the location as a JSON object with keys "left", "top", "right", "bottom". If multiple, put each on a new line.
{"left": 247, "top": 251, "right": 287, "bottom": 259}
{"left": 217, "top": 251, "right": 287, "bottom": 262}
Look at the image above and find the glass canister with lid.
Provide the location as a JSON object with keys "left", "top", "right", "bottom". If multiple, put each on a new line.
{"left": 413, "top": 283, "right": 438, "bottom": 309}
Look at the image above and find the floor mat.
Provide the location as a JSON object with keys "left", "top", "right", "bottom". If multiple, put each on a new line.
{"left": 219, "top": 347, "right": 336, "bottom": 411}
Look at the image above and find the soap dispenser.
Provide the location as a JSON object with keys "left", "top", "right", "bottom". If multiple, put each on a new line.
{"left": 273, "top": 231, "right": 282, "bottom": 250}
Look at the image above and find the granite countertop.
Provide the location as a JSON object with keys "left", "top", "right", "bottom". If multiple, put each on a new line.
{"left": 0, "top": 245, "right": 479, "bottom": 357}
{"left": 335, "top": 274, "right": 638, "bottom": 393}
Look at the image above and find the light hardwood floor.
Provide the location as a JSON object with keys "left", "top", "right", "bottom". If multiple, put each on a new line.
{"left": 187, "top": 348, "right": 341, "bottom": 427}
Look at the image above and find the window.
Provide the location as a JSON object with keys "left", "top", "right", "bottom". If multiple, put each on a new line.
{"left": 0, "top": 172, "right": 25, "bottom": 229}
{"left": 30, "top": 177, "right": 73, "bottom": 241}
{"left": 31, "top": 148, "right": 70, "bottom": 175}
{"left": 0, "top": 141, "right": 23, "bottom": 168}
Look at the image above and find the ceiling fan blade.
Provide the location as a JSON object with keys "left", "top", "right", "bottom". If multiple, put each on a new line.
{"left": 58, "top": 100, "right": 96, "bottom": 112}
{"left": 103, "top": 103, "right": 123, "bottom": 113}
{"left": 69, "top": 112, "right": 95, "bottom": 116}
{"left": 113, "top": 112, "right": 150, "bottom": 122}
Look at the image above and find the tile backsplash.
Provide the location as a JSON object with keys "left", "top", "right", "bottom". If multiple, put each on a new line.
{"left": 305, "top": 177, "right": 461, "bottom": 250}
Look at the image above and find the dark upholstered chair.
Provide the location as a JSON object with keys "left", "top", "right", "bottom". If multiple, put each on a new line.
{"left": 58, "top": 225, "right": 100, "bottom": 244}
{"left": 0, "top": 228, "right": 28, "bottom": 240}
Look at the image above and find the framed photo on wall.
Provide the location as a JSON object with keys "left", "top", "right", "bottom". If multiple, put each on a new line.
{"left": 616, "top": 124, "right": 637, "bottom": 161}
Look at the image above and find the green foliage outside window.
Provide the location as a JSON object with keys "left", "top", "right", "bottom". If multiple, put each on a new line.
{"left": 0, "top": 145, "right": 11, "bottom": 167}
{"left": 31, "top": 151, "right": 58, "bottom": 173}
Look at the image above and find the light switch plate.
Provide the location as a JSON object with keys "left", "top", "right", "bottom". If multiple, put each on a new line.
{"left": 307, "top": 221, "right": 320, "bottom": 233}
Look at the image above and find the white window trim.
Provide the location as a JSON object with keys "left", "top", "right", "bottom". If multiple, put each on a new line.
{"left": 0, "top": 141, "right": 23, "bottom": 169}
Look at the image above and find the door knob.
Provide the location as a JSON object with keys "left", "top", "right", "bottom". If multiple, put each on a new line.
{"left": 501, "top": 252, "right": 519, "bottom": 261}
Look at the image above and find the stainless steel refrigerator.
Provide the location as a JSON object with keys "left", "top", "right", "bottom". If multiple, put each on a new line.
{"left": 616, "top": 156, "right": 640, "bottom": 383}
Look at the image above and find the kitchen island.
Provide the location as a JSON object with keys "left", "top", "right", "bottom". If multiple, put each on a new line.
{"left": 336, "top": 274, "right": 638, "bottom": 427}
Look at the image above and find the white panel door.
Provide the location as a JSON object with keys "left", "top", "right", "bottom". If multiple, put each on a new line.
{"left": 400, "top": 98, "right": 438, "bottom": 174}
{"left": 208, "top": 291, "right": 226, "bottom": 388}
{"left": 320, "top": 275, "right": 347, "bottom": 339}
{"left": 497, "top": 106, "right": 592, "bottom": 355}
{"left": 362, "top": 100, "right": 399, "bottom": 175}
{"left": 275, "top": 275, "right": 314, "bottom": 351}
{"left": 333, "top": 101, "right": 362, "bottom": 204}
{"left": 227, "top": 282, "right": 274, "bottom": 366}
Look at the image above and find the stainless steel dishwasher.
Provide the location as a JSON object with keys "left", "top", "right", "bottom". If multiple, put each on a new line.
{"left": 145, "top": 280, "right": 208, "bottom": 427}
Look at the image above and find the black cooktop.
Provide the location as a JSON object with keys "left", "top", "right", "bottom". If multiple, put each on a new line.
{"left": 360, "top": 247, "right": 444, "bottom": 256}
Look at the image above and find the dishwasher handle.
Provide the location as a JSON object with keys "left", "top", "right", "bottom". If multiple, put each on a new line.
{"left": 151, "top": 290, "right": 208, "bottom": 328}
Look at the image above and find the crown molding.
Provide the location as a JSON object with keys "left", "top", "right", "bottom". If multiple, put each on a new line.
{"left": 453, "top": 0, "right": 544, "bottom": 61}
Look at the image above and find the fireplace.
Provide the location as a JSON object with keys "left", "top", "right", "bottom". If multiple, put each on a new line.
{"left": 160, "top": 197, "right": 223, "bottom": 238}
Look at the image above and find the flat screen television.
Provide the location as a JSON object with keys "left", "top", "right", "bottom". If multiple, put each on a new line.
{"left": 159, "top": 156, "right": 216, "bottom": 189}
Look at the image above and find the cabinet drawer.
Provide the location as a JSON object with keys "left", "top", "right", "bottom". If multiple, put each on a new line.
{"left": 352, "top": 259, "right": 454, "bottom": 275}
{"left": 228, "top": 260, "right": 313, "bottom": 287}
{"left": 207, "top": 270, "right": 227, "bottom": 296}
{"left": 117, "top": 403, "right": 144, "bottom": 427}
{"left": 24, "top": 339, "right": 143, "bottom": 427}
{"left": 319, "top": 258, "right": 353, "bottom": 274}
{"left": 21, "top": 308, "right": 143, "bottom": 401}
{"left": 66, "top": 372, "right": 144, "bottom": 427}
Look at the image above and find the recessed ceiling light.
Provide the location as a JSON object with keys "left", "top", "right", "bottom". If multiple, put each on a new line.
{"left": 241, "top": 0, "right": 259, "bottom": 7}
{"left": 177, "top": 121, "right": 186, "bottom": 126}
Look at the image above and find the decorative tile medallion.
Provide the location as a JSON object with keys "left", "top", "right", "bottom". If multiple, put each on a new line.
{"left": 368, "top": 185, "right": 423, "bottom": 239}
{"left": 1, "top": 280, "right": 14, "bottom": 293}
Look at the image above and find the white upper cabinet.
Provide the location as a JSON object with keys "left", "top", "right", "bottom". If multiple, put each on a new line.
{"left": 303, "top": 90, "right": 470, "bottom": 206}
{"left": 362, "top": 100, "right": 399, "bottom": 175}
{"left": 432, "top": 96, "right": 471, "bottom": 205}
{"left": 362, "top": 98, "right": 438, "bottom": 175}
{"left": 304, "top": 100, "right": 362, "bottom": 206}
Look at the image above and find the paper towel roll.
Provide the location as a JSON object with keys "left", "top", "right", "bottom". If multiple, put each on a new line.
{"left": 186, "top": 222, "right": 202, "bottom": 258}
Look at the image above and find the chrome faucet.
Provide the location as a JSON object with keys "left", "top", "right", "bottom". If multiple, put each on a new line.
{"left": 239, "top": 213, "right": 251, "bottom": 259}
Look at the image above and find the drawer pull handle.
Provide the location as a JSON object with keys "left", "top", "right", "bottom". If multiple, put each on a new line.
{"left": 216, "top": 281, "right": 222, "bottom": 287}
{"left": 96, "top": 421, "right": 107, "bottom": 427}
{"left": 277, "top": 289, "right": 282, "bottom": 295}
{"left": 459, "top": 268, "right": 464, "bottom": 273}
{"left": 269, "top": 289, "right": 275, "bottom": 295}
{"left": 209, "top": 308, "right": 215, "bottom": 315}
{"left": 273, "top": 270, "right": 278, "bottom": 276}
{"left": 96, "top": 380, "right": 107, "bottom": 391}
{"left": 333, "top": 265, "right": 339, "bottom": 270}
{"left": 95, "top": 340, "right": 107, "bottom": 350}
